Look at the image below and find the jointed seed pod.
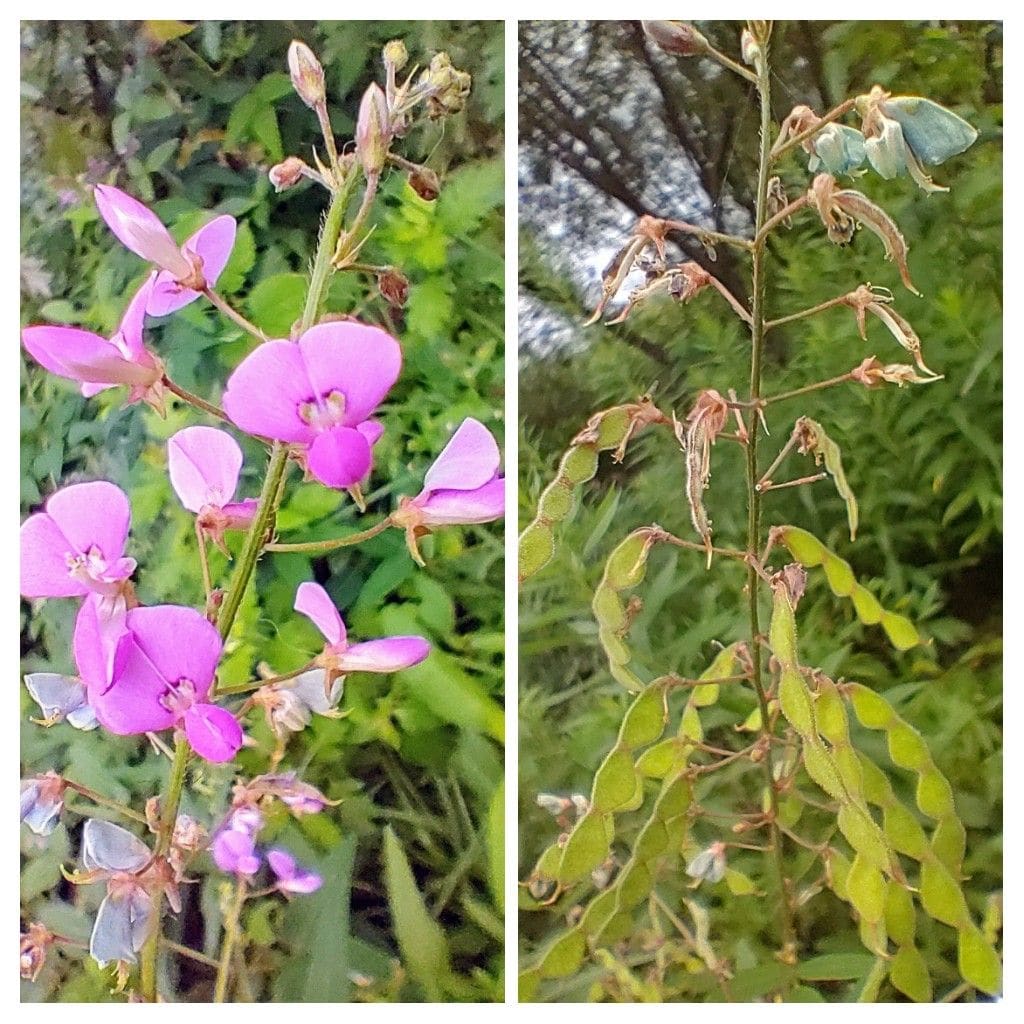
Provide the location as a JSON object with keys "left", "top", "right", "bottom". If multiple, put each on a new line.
{"left": 519, "top": 396, "right": 670, "bottom": 583}
{"left": 773, "top": 525, "right": 921, "bottom": 650}
{"left": 793, "top": 417, "right": 859, "bottom": 541}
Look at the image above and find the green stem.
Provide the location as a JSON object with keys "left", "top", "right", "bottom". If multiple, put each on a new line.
{"left": 63, "top": 782, "right": 148, "bottom": 824}
{"left": 745, "top": 42, "right": 799, "bottom": 966}
{"left": 139, "top": 737, "right": 190, "bottom": 1001}
{"left": 203, "top": 287, "right": 266, "bottom": 341}
{"left": 213, "top": 877, "right": 248, "bottom": 1003}
{"left": 763, "top": 372, "right": 855, "bottom": 406}
{"left": 302, "top": 171, "right": 358, "bottom": 331}
{"left": 164, "top": 376, "right": 230, "bottom": 423}
{"left": 265, "top": 516, "right": 392, "bottom": 554}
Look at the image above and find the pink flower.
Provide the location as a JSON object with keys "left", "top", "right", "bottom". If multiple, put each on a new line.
{"left": 391, "top": 418, "right": 505, "bottom": 563}
{"left": 21, "top": 275, "right": 166, "bottom": 410}
{"left": 73, "top": 600, "right": 243, "bottom": 764}
{"left": 294, "top": 581, "right": 429, "bottom": 680}
{"left": 20, "top": 481, "right": 136, "bottom": 600}
{"left": 268, "top": 850, "right": 323, "bottom": 895}
{"left": 167, "top": 426, "right": 258, "bottom": 553}
{"left": 222, "top": 321, "right": 401, "bottom": 489}
{"left": 94, "top": 184, "right": 236, "bottom": 316}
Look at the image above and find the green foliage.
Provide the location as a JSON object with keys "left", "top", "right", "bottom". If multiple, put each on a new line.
{"left": 21, "top": 19, "right": 504, "bottom": 1003}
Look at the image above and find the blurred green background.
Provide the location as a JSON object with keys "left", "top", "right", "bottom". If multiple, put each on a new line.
{"left": 519, "top": 20, "right": 1001, "bottom": 1001}
{"left": 21, "top": 20, "right": 504, "bottom": 1002}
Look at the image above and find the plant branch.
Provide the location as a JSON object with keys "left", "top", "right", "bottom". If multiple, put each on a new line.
{"left": 265, "top": 516, "right": 393, "bottom": 553}
{"left": 760, "top": 471, "right": 828, "bottom": 493}
{"left": 756, "top": 194, "right": 810, "bottom": 243}
{"left": 764, "top": 294, "right": 850, "bottom": 332}
{"left": 63, "top": 782, "right": 148, "bottom": 824}
{"left": 662, "top": 218, "right": 753, "bottom": 252}
{"left": 745, "top": 42, "right": 799, "bottom": 965}
{"left": 762, "top": 372, "right": 855, "bottom": 406}
{"left": 704, "top": 43, "right": 758, "bottom": 85}
{"left": 163, "top": 377, "right": 230, "bottom": 423}
{"left": 213, "top": 877, "right": 248, "bottom": 1003}
{"left": 202, "top": 287, "right": 266, "bottom": 341}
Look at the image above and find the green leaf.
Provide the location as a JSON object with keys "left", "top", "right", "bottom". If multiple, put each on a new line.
{"left": 382, "top": 826, "right": 451, "bottom": 1001}
{"left": 246, "top": 272, "right": 307, "bottom": 336}
{"left": 487, "top": 780, "right": 504, "bottom": 913}
{"left": 797, "top": 952, "right": 876, "bottom": 981}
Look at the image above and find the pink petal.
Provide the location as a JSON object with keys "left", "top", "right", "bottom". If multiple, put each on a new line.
{"left": 81, "top": 382, "right": 118, "bottom": 398}
{"left": 224, "top": 340, "right": 318, "bottom": 443}
{"left": 220, "top": 499, "right": 259, "bottom": 530}
{"left": 298, "top": 322, "right": 402, "bottom": 425}
{"left": 111, "top": 275, "right": 156, "bottom": 360}
{"left": 123, "top": 605, "right": 222, "bottom": 698}
{"left": 167, "top": 426, "right": 244, "bottom": 513}
{"left": 21, "top": 512, "right": 87, "bottom": 598}
{"left": 339, "top": 636, "right": 430, "bottom": 674}
{"left": 183, "top": 704, "right": 243, "bottom": 762}
{"left": 307, "top": 425, "right": 372, "bottom": 489}
{"left": 294, "top": 581, "right": 345, "bottom": 647}
{"left": 357, "top": 419, "right": 385, "bottom": 447}
{"left": 423, "top": 418, "right": 501, "bottom": 493}
{"left": 22, "top": 325, "right": 155, "bottom": 387}
{"left": 146, "top": 215, "right": 236, "bottom": 316}
{"left": 90, "top": 633, "right": 177, "bottom": 734}
{"left": 46, "top": 482, "right": 131, "bottom": 567}
{"left": 418, "top": 477, "right": 505, "bottom": 526}
{"left": 73, "top": 596, "right": 131, "bottom": 695}
{"left": 94, "top": 185, "right": 191, "bottom": 278}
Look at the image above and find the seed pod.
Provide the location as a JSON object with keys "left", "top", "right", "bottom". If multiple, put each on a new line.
{"left": 847, "top": 854, "right": 886, "bottom": 923}
{"left": 920, "top": 858, "right": 968, "bottom": 927}
{"left": 556, "top": 811, "right": 610, "bottom": 885}
{"left": 958, "top": 924, "right": 1002, "bottom": 996}
{"left": 794, "top": 417, "right": 859, "bottom": 541}
{"left": 519, "top": 397, "right": 669, "bottom": 582}
{"left": 775, "top": 526, "right": 922, "bottom": 651}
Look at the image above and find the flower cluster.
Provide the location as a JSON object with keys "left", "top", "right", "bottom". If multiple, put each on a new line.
{"left": 19, "top": 34, "right": 501, "bottom": 995}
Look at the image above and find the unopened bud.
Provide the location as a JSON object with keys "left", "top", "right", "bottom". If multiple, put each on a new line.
{"left": 641, "top": 20, "right": 710, "bottom": 57}
{"left": 288, "top": 40, "right": 326, "bottom": 110}
{"left": 741, "top": 29, "right": 762, "bottom": 69}
{"left": 422, "top": 52, "right": 471, "bottom": 119}
{"left": 383, "top": 39, "right": 408, "bottom": 72}
{"left": 356, "top": 83, "right": 391, "bottom": 177}
{"left": 376, "top": 267, "right": 409, "bottom": 309}
{"left": 269, "top": 156, "right": 308, "bottom": 192}
{"left": 748, "top": 20, "right": 773, "bottom": 45}
{"left": 408, "top": 165, "right": 441, "bottom": 201}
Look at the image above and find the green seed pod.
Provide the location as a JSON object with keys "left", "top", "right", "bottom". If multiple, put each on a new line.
{"left": 823, "top": 553, "right": 856, "bottom": 595}
{"left": 847, "top": 853, "right": 886, "bottom": 923}
{"left": 777, "top": 525, "right": 827, "bottom": 566}
{"left": 881, "top": 611, "right": 920, "bottom": 651}
{"left": 858, "top": 914, "right": 888, "bottom": 957}
{"left": 519, "top": 968, "right": 541, "bottom": 1002}
{"left": 887, "top": 723, "right": 930, "bottom": 771}
{"left": 657, "top": 774, "right": 693, "bottom": 820}
{"left": 827, "top": 848, "right": 853, "bottom": 901}
{"left": 538, "top": 928, "right": 586, "bottom": 978}
{"left": 519, "top": 523, "right": 555, "bottom": 582}
{"left": 769, "top": 587, "right": 799, "bottom": 665}
{"left": 919, "top": 859, "right": 968, "bottom": 927}
{"left": 679, "top": 702, "right": 703, "bottom": 742}
{"left": 885, "top": 881, "right": 918, "bottom": 946}
{"left": 847, "top": 684, "right": 896, "bottom": 730}
{"left": 851, "top": 586, "right": 884, "bottom": 625}
{"left": 619, "top": 683, "right": 667, "bottom": 747}
{"left": 604, "top": 532, "right": 652, "bottom": 588}
{"left": 560, "top": 445, "right": 599, "bottom": 485}
{"left": 916, "top": 770, "right": 955, "bottom": 819}
{"left": 592, "top": 587, "right": 627, "bottom": 631}
{"left": 599, "top": 628, "right": 630, "bottom": 666}
{"left": 538, "top": 482, "right": 574, "bottom": 521}
{"left": 593, "top": 406, "right": 632, "bottom": 449}
{"left": 557, "top": 812, "right": 611, "bottom": 884}
{"left": 838, "top": 804, "right": 891, "bottom": 871}
{"left": 889, "top": 944, "right": 932, "bottom": 1002}
{"left": 635, "top": 738, "right": 682, "bottom": 779}
{"left": 957, "top": 924, "right": 1002, "bottom": 996}
{"left": 592, "top": 749, "right": 639, "bottom": 812}
{"left": 778, "top": 793, "right": 803, "bottom": 829}
{"left": 815, "top": 678, "right": 850, "bottom": 745}
{"left": 930, "top": 815, "right": 966, "bottom": 874}
{"left": 616, "top": 861, "right": 655, "bottom": 908}
{"left": 857, "top": 751, "right": 892, "bottom": 804}
{"left": 882, "top": 802, "right": 929, "bottom": 860}
{"left": 777, "top": 667, "right": 814, "bottom": 736}
{"left": 579, "top": 889, "right": 616, "bottom": 934}
{"left": 834, "top": 745, "right": 866, "bottom": 797}
{"left": 633, "top": 820, "right": 670, "bottom": 861}
{"left": 802, "top": 741, "right": 846, "bottom": 800}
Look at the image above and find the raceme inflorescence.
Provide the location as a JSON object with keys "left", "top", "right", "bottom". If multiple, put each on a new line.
{"left": 21, "top": 37, "right": 501, "bottom": 1002}
{"left": 518, "top": 21, "right": 998, "bottom": 1004}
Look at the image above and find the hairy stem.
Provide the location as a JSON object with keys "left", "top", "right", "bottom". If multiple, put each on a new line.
{"left": 139, "top": 736, "right": 190, "bottom": 1001}
{"left": 265, "top": 516, "right": 393, "bottom": 553}
{"left": 164, "top": 377, "right": 230, "bottom": 423}
{"left": 63, "top": 782, "right": 148, "bottom": 824}
{"left": 213, "top": 877, "right": 248, "bottom": 1003}
{"left": 203, "top": 287, "right": 266, "bottom": 341}
{"left": 745, "top": 42, "right": 799, "bottom": 964}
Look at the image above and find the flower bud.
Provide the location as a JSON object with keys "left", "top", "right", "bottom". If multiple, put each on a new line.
{"left": 356, "top": 83, "right": 391, "bottom": 176}
{"left": 741, "top": 29, "right": 762, "bottom": 69}
{"left": 408, "top": 165, "right": 441, "bottom": 201}
{"left": 270, "top": 156, "right": 310, "bottom": 192}
{"left": 20, "top": 923, "right": 55, "bottom": 982}
{"left": 383, "top": 39, "right": 408, "bottom": 72}
{"left": 421, "top": 53, "right": 472, "bottom": 119}
{"left": 641, "top": 20, "right": 710, "bottom": 57}
{"left": 288, "top": 40, "right": 326, "bottom": 110}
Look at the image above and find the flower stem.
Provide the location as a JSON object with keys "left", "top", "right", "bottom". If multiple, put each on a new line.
{"left": 203, "top": 287, "right": 266, "bottom": 341}
{"left": 213, "top": 877, "right": 248, "bottom": 1003}
{"left": 770, "top": 97, "right": 857, "bottom": 163}
{"left": 164, "top": 377, "right": 230, "bottom": 423}
{"left": 139, "top": 736, "right": 191, "bottom": 1002}
{"left": 745, "top": 41, "right": 799, "bottom": 969}
{"left": 63, "top": 782, "right": 148, "bottom": 824}
{"left": 195, "top": 519, "right": 213, "bottom": 600}
{"left": 763, "top": 372, "right": 855, "bottom": 406}
{"left": 265, "top": 516, "right": 392, "bottom": 554}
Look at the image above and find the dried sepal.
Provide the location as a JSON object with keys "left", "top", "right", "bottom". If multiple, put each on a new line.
{"left": 794, "top": 417, "right": 859, "bottom": 541}
{"left": 675, "top": 390, "right": 729, "bottom": 566}
{"left": 585, "top": 235, "right": 650, "bottom": 325}
{"left": 851, "top": 355, "right": 942, "bottom": 388}
{"left": 809, "top": 174, "right": 919, "bottom": 295}
{"left": 843, "top": 285, "right": 938, "bottom": 375}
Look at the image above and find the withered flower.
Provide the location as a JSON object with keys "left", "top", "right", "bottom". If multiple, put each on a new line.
{"left": 676, "top": 389, "right": 730, "bottom": 566}
{"left": 843, "top": 284, "right": 938, "bottom": 375}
